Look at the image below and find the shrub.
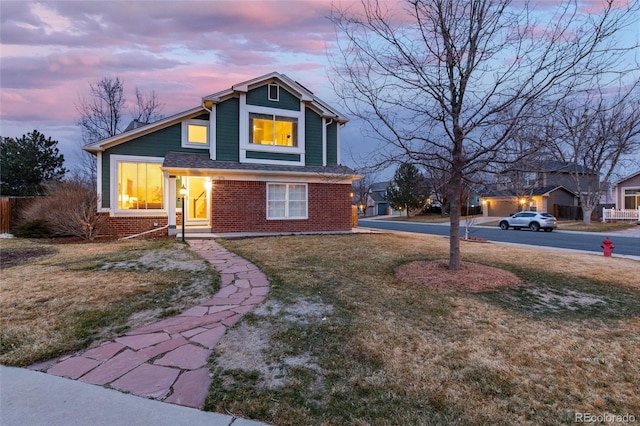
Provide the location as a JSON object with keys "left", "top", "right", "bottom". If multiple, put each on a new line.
{"left": 19, "top": 180, "right": 104, "bottom": 240}
{"left": 12, "top": 219, "right": 52, "bottom": 238}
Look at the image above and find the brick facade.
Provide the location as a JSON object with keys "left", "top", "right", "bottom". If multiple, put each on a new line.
{"left": 99, "top": 213, "right": 169, "bottom": 237}
{"left": 99, "top": 182, "right": 352, "bottom": 236}
{"left": 210, "top": 180, "right": 353, "bottom": 233}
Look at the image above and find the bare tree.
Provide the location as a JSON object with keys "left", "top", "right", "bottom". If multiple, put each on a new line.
{"left": 75, "top": 77, "right": 164, "bottom": 183}
{"left": 132, "top": 88, "right": 164, "bottom": 124}
{"left": 545, "top": 85, "right": 640, "bottom": 224}
{"left": 330, "top": 0, "right": 638, "bottom": 270}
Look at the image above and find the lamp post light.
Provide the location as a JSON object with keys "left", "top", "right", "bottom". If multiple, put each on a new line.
{"left": 179, "top": 184, "right": 187, "bottom": 242}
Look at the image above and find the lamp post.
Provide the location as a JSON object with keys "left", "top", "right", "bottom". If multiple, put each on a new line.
{"left": 179, "top": 184, "right": 187, "bottom": 242}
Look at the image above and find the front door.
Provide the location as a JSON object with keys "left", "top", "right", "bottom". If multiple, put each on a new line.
{"left": 185, "top": 177, "right": 210, "bottom": 226}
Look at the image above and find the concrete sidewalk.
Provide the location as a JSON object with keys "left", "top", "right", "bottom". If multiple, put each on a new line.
{"left": 0, "top": 366, "right": 266, "bottom": 426}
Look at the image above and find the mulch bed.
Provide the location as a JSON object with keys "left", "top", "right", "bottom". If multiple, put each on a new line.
{"left": 395, "top": 260, "right": 522, "bottom": 291}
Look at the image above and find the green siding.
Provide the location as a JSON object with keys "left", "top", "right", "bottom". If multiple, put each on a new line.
{"left": 305, "top": 109, "right": 323, "bottom": 166}
{"left": 216, "top": 98, "right": 240, "bottom": 162}
{"left": 327, "top": 122, "right": 338, "bottom": 165}
{"left": 100, "top": 123, "right": 206, "bottom": 208}
{"left": 246, "top": 84, "right": 300, "bottom": 111}
{"left": 245, "top": 151, "right": 301, "bottom": 162}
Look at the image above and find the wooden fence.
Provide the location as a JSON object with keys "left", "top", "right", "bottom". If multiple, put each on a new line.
{"left": 602, "top": 208, "right": 640, "bottom": 222}
{"left": 0, "top": 197, "right": 36, "bottom": 233}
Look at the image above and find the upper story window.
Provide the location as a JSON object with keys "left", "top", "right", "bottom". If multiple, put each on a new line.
{"left": 268, "top": 84, "right": 279, "bottom": 101}
{"left": 250, "top": 113, "right": 298, "bottom": 147}
{"left": 524, "top": 172, "right": 537, "bottom": 187}
{"left": 182, "top": 119, "right": 209, "bottom": 148}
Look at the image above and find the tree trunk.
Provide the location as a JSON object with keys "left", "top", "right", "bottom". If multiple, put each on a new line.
{"left": 582, "top": 208, "right": 593, "bottom": 225}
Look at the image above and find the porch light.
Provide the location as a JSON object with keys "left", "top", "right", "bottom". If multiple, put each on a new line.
{"left": 179, "top": 185, "right": 187, "bottom": 242}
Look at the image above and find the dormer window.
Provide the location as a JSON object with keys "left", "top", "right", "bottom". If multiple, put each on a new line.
{"left": 250, "top": 113, "right": 298, "bottom": 147}
{"left": 268, "top": 84, "right": 279, "bottom": 101}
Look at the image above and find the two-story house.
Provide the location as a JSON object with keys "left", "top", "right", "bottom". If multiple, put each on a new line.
{"left": 83, "top": 72, "right": 358, "bottom": 237}
{"left": 481, "top": 161, "right": 593, "bottom": 217}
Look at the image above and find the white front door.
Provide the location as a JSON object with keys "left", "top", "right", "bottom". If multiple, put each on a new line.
{"left": 185, "top": 177, "right": 210, "bottom": 226}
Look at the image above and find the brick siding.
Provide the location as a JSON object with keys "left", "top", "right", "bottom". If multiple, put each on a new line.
{"left": 99, "top": 213, "right": 169, "bottom": 237}
{"left": 99, "top": 181, "right": 352, "bottom": 236}
{"left": 210, "top": 180, "right": 352, "bottom": 233}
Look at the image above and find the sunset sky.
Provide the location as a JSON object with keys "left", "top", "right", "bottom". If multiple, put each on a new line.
{"left": 1, "top": 0, "right": 638, "bottom": 177}
{"left": 1, "top": 0, "right": 362, "bottom": 170}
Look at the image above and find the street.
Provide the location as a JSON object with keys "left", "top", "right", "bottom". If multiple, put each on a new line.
{"left": 359, "top": 218, "right": 640, "bottom": 260}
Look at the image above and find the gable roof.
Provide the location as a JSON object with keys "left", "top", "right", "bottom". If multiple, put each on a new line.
{"left": 83, "top": 106, "right": 206, "bottom": 153}
{"left": 83, "top": 72, "right": 348, "bottom": 154}
{"left": 613, "top": 170, "right": 640, "bottom": 186}
{"left": 202, "top": 71, "right": 348, "bottom": 123}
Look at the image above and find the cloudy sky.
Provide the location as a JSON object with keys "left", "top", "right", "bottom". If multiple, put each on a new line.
{"left": 1, "top": 0, "right": 638, "bottom": 178}
{"left": 1, "top": 0, "right": 364, "bottom": 171}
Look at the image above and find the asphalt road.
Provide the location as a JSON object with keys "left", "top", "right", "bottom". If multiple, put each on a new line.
{"left": 359, "top": 218, "right": 640, "bottom": 259}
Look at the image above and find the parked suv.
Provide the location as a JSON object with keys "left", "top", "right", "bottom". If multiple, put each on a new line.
{"left": 498, "top": 211, "right": 557, "bottom": 232}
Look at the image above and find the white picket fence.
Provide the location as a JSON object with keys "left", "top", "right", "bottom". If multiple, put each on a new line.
{"left": 602, "top": 208, "right": 640, "bottom": 222}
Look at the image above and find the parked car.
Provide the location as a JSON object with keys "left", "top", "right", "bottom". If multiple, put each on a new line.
{"left": 498, "top": 211, "right": 557, "bottom": 232}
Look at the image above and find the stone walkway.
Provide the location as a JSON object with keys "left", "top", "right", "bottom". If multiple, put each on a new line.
{"left": 29, "top": 239, "right": 269, "bottom": 409}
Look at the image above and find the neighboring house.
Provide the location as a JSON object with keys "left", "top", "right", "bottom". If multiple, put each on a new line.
{"left": 496, "top": 160, "right": 597, "bottom": 195}
{"left": 482, "top": 161, "right": 598, "bottom": 217}
{"left": 611, "top": 171, "right": 640, "bottom": 210}
{"left": 83, "top": 72, "right": 358, "bottom": 236}
{"left": 481, "top": 185, "right": 577, "bottom": 218}
{"left": 367, "top": 181, "right": 391, "bottom": 216}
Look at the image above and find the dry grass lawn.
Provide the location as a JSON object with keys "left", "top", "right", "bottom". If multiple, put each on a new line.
{"left": 208, "top": 233, "right": 640, "bottom": 425}
{"left": 0, "top": 238, "right": 218, "bottom": 366}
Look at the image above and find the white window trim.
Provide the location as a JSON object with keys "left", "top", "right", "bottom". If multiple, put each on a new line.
{"left": 110, "top": 155, "right": 167, "bottom": 215}
{"left": 239, "top": 93, "right": 305, "bottom": 165}
{"left": 266, "top": 183, "right": 308, "bottom": 220}
{"left": 181, "top": 119, "right": 210, "bottom": 149}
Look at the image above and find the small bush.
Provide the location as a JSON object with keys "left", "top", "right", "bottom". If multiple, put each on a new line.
{"left": 12, "top": 219, "right": 52, "bottom": 238}
{"left": 19, "top": 180, "right": 104, "bottom": 240}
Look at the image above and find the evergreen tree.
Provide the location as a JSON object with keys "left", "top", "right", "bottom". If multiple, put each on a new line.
{"left": 386, "top": 163, "right": 426, "bottom": 217}
{"left": 0, "top": 130, "right": 67, "bottom": 196}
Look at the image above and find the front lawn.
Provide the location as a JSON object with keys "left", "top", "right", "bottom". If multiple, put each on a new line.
{"left": 2, "top": 233, "right": 638, "bottom": 425}
{"left": 208, "top": 233, "right": 640, "bottom": 425}
{"left": 0, "top": 238, "right": 219, "bottom": 366}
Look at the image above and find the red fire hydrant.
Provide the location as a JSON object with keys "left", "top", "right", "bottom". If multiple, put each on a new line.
{"left": 601, "top": 237, "right": 614, "bottom": 257}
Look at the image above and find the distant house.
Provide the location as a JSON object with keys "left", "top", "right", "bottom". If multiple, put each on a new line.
{"left": 611, "top": 171, "right": 640, "bottom": 210}
{"left": 83, "top": 72, "right": 358, "bottom": 237}
{"left": 481, "top": 161, "right": 599, "bottom": 217}
{"left": 367, "top": 181, "right": 392, "bottom": 216}
{"left": 480, "top": 185, "right": 577, "bottom": 218}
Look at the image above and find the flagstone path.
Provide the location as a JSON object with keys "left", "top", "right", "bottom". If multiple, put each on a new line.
{"left": 29, "top": 239, "right": 269, "bottom": 409}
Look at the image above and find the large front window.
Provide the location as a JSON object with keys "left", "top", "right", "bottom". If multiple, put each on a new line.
{"left": 624, "top": 189, "right": 639, "bottom": 209}
{"left": 117, "top": 161, "right": 164, "bottom": 210}
{"left": 267, "top": 183, "right": 307, "bottom": 219}
{"left": 250, "top": 113, "right": 298, "bottom": 147}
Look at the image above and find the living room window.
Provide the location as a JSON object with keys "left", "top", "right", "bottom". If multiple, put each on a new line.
{"left": 115, "top": 159, "right": 164, "bottom": 211}
{"left": 250, "top": 113, "right": 298, "bottom": 147}
{"left": 181, "top": 119, "right": 209, "bottom": 148}
{"left": 267, "top": 183, "right": 307, "bottom": 219}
